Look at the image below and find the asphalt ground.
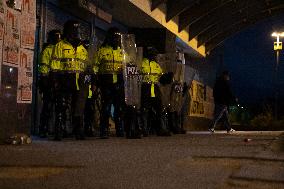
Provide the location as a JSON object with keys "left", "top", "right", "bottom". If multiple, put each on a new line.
{"left": 0, "top": 131, "right": 283, "bottom": 189}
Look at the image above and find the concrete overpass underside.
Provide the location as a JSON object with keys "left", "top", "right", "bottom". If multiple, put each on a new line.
{"left": 129, "top": 0, "right": 284, "bottom": 56}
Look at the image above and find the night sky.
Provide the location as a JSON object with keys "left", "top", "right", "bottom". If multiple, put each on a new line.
{"left": 220, "top": 13, "right": 284, "bottom": 105}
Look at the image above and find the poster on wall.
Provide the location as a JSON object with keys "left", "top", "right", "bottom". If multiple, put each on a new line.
{"left": 17, "top": 49, "right": 33, "bottom": 103}
{"left": 20, "top": 15, "right": 35, "bottom": 49}
{"left": 0, "top": 38, "right": 2, "bottom": 88}
{"left": 21, "top": 0, "right": 35, "bottom": 17}
{"left": 0, "top": 1, "right": 4, "bottom": 88}
{"left": 189, "top": 80, "right": 205, "bottom": 117}
{"left": 3, "top": 8, "right": 20, "bottom": 67}
{"left": 0, "top": 0, "right": 4, "bottom": 40}
{"left": 21, "top": 0, "right": 35, "bottom": 49}
{"left": 0, "top": 0, "right": 4, "bottom": 11}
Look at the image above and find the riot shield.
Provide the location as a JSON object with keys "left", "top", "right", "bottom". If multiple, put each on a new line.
{"left": 157, "top": 53, "right": 174, "bottom": 111}
{"left": 121, "top": 34, "right": 142, "bottom": 108}
{"left": 168, "top": 52, "right": 186, "bottom": 134}
{"left": 156, "top": 53, "right": 172, "bottom": 134}
{"left": 170, "top": 52, "right": 185, "bottom": 113}
{"left": 173, "top": 53, "right": 185, "bottom": 82}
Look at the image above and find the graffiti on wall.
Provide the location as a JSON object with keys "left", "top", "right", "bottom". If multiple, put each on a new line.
{"left": 190, "top": 80, "right": 205, "bottom": 116}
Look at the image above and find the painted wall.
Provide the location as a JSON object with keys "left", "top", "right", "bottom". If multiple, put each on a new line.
{"left": 0, "top": 0, "right": 36, "bottom": 143}
{"left": 182, "top": 55, "right": 219, "bottom": 131}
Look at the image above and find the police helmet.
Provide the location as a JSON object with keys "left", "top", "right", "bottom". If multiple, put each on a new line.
{"left": 63, "top": 20, "right": 82, "bottom": 43}
{"left": 144, "top": 47, "right": 159, "bottom": 61}
{"left": 103, "top": 27, "right": 122, "bottom": 49}
{"left": 47, "top": 29, "right": 61, "bottom": 45}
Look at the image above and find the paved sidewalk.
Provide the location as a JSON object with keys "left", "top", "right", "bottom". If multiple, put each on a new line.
{"left": 0, "top": 131, "right": 283, "bottom": 189}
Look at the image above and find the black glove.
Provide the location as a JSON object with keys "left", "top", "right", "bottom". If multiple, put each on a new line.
{"left": 182, "top": 83, "right": 188, "bottom": 97}
{"left": 159, "top": 72, "right": 174, "bottom": 85}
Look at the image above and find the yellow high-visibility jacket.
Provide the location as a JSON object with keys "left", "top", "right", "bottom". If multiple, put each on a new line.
{"left": 94, "top": 46, "right": 123, "bottom": 83}
{"left": 39, "top": 44, "right": 54, "bottom": 75}
{"left": 141, "top": 58, "right": 163, "bottom": 97}
{"left": 51, "top": 40, "right": 88, "bottom": 72}
{"left": 141, "top": 58, "right": 163, "bottom": 83}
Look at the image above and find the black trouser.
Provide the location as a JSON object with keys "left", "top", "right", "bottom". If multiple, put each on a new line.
{"left": 84, "top": 87, "right": 102, "bottom": 136}
{"left": 54, "top": 89, "right": 67, "bottom": 140}
{"left": 39, "top": 89, "right": 52, "bottom": 137}
{"left": 168, "top": 111, "right": 183, "bottom": 134}
{"left": 141, "top": 83, "right": 169, "bottom": 135}
{"left": 99, "top": 82, "right": 125, "bottom": 137}
{"left": 51, "top": 72, "right": 88, "bottom": 140}
{"left": 84, "top": 97, "right": 95, "bottom": 136}
{"left": 124, "top": 106, "right": 142, "bottom": 138}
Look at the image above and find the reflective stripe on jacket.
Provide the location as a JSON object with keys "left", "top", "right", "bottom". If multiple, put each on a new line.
{"left": 95, "top": 46, "right": 123, "bottom": 74}
{"left": 141, "top": 58, "right": 162, "bottom": 83}
{"left": 51, "top": 40, "right": 88, "bottom": 72}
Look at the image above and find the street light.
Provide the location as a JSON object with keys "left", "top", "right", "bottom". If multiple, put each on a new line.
{"left": 271, "top": 32, "right": 284, "bottom": 120}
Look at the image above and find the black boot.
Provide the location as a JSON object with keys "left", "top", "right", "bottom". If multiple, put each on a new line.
{"left": 115, "top": 114, "right": 125, "bottom": 137}
{"left": 157, "top": 110, "right": 171, "bottom": 136}
{"left": 39, "top": 103, "right": 50, "bottom": 138}
{"left": 54, "top": 113, "right": 63, "bottom": 141}
{"left": 141, "top": 109, "right": 149, "bottom": 137}
{"left": 170, "top": 111, "right": 183, "bottom": 134}
{"left": 54, "top": 95, "right": 65, "bottom": 141}
{"left": 73, "top": 116, "right": 85, "bottom": 140}
{"left": 39, "top": 120, "right": 48, "bottom": 138}
{"left": 125, "top": 107, "right": 141, "bottom": 139}
{"left": 168, "top": 111, "right": 175, "bottom": 133}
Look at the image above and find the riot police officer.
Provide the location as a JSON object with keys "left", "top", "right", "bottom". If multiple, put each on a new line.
{"left": 95, "top": 27, "right": 125, "bottom": 138}
{"left": 51, "top": 20, "right": 89, "bottom": 141}
{"left": 38, "top": 29, "right": 61, "bottom": 138}
{"left": 141, "top": 47, "right": 171, "bottom": 136}
{"left": 168, "top": 53, "right": 187, "bottom": 134}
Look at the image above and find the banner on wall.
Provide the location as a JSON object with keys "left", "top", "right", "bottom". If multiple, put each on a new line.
{"left": 189, "top": 80, "right": 205, "bottom": 117}
{"left": 189, "top": 80, "right": 214, "bottom": 119}
{"left": 17, "top": 49, "right": 33, "bottom": 103}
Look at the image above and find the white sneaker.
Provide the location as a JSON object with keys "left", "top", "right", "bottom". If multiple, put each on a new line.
{"left": 227, "top": 128, "right": 236, "bottom": 133}
{"left": 209, "top": 128, "right": 215, "bottom": 133}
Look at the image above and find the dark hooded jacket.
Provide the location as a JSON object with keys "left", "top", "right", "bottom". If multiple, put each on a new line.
{"left": 213, "top": 77, "right": 235, "bottom": 106}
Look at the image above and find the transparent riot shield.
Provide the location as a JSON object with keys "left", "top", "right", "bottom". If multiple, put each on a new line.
{"left": 176, "top": 52, "right": 185, "bottom": 84}
{"left": 157, "top": 53, "right": 174, "bottom": 110}
{"left": 156, "top": 53, "right": 174, "bottom": 134}
{"left": 121, "top": 34, "right": 142, "bottom": 108}
{"left": 170, "top": 52, "right": 186, "bottom": 113}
